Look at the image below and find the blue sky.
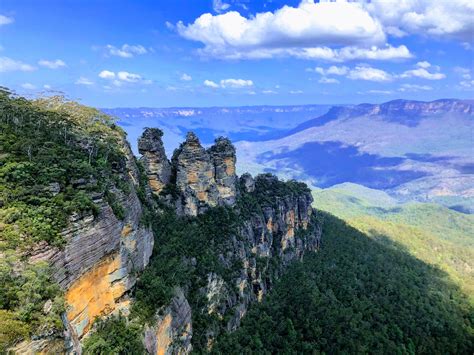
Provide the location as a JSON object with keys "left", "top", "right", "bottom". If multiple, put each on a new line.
{"left": 0, "top": 0, "right": 473, "bottom": 107}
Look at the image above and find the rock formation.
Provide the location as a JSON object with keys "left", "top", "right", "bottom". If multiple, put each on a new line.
{"left": 138, "top": 128, "right": 171, "bottom": 195}
{"left": 137, "top": 128, "right": 240, "bottom": 217}
{"left": 24, "top": 141, "right": 154, "bottom": 353}
{"left": 208, "top": 137, "right": 237, "bottom": 206}
{"left": 13, "top": 128, "right": 320, "bottom": 354}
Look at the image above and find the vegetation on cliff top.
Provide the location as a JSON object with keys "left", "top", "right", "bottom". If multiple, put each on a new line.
{"left": 0, "top": 88, "right": 127, "bottom": 350}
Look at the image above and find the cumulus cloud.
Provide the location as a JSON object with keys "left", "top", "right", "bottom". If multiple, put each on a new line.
{"left": 75, "top": 77, "right": 94, "bottom": 85}
{"left": 309, "top": 65, "right": 349, "bottom": 76}
{"left": 98, "top": 70, "right": 115, "bottom": 79}
{"left": 38, "top": 59, "right": 66, "bottom": 69}
{"left": 400, "top": 63, "right": 446, "bottom": 80}
{"left": 0, "top": 14, "right": 13, "bottom": 26}
{"left": 347, "top": 66, "right": 393, "bottom": 82}
{"left": 176, "top": 1, "right": 414, "bottom": 61}
{"left": 204, "top": 79, "right": 219, "bottom": 88}
{"left": 262, "top": 89, "right": 277, "bottom": 94}
{"left": 220, "top": 78, "right": 253, "bottom": 88}
{"left": 204, "top": 78, "right": 253, "bottom": 88}
{"left": 180, "top": 73, "right": 192, "bottom": 81}
{"left": 98, "top": 70, "right": 151, "bottom": 85}
{"left": 366, "top": 0, "right": 474, "bottom": 42}
{"left": 106, "top": 44, "right": 148, "bottom": 58}
{"left": 0, "top": 56, "right": 36, "bottom": 72}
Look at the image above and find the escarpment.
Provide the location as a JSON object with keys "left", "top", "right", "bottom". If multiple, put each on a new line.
{"left": 1, "top": 89, "right": 321, "bottom": 355}
{"left": 25, "top": 141, "right": 154, "bottom": 352}
{"left": 136, "top": 130, "right": 321, "bottom": 352}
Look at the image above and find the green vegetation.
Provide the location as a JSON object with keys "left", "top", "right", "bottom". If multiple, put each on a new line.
{"left": 213, "top": 213, "right": 474, "bottom": 354}
{"left": 131, "top": 202, "right": 242, "bottom": 349}
{"left": 0, "top": 88, "right": 128, "bottom": 349}
{"left": 312, "top": 183, "right": 474, "bottom": 301}
{"left": 83, "top": 314, "right": 145, "bottom": 355}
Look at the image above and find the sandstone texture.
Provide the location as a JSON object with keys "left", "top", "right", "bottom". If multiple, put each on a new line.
{"left": 138, "top": 128, "right": 171, "bottom": 195}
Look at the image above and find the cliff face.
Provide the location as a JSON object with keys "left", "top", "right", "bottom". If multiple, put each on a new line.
{"left": 138, "top": 131, "right": 321, "bottom": 352}
{"left": 8, "top": 124, "right": 319, "bottom": 354}
{"left": 24, "top": 142, "right": 154, "bottom": 353}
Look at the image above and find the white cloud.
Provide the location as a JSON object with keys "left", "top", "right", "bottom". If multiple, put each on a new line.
{"left": 204, "top": 79, "right": 219, "bottom": 88}
{"left": 38, "top": 59, "right": 66, "bottom": 69}
{"left": 289, "top": 90, "right": 303, "bottom": 94}
{"left": 262, "top": 89, "right": 277, "bottom": 94}
{"left": 220, "top": 78, "right": 253, "bottom": 88}
{"left": 459, "top": 80, "right": 474, "bottom": 88}
{"left": 43, "top": 84, "right": 52, "bottom": 89}
{"left": 367, "top": 89, "right": 393, "bottom": 94}
{"left": 347, "top": 66, "right": 393, "bottom": 82}
{"left": 0, "top": 14, "right": 13, "bottom": 26}
{"left": 416, "top": 61, "right": 431, "bottom": 69}
{"left": 399, "top": 84, "right": 433, "bottom": 92}
{"left": 213, "top": 0, "right": 230, "bottom": 13}
{"left": 177, "top": 1, "right": 412, "bottom": 61}
{"left": 0, "top": 57, "right": 36, "bottom": 72}
{"left": 366, "top": 0, "right": 474, "bottom": 42}
{"left": 21, "top": 83, "right": 36, "bottom": 90}
{"left": 180, "top": 73, "right": 192, "bottom": 81}
{"left": 204, "top": 78, "right": 253, "bottom": 88}
{"left": 310, "top": 65, "right": 349, "bottom": 76}
{"left": 106, "top": 44, "right": 148, "bottom": 58}
{"left": 291, "top": 44, "right": 411, "bottom": 62}
{"left": 98, "top": 70, "right": 151, "bottom": 85}
{"left": 99, "top": 70, "right": 115, "bottom": 79}
{"left": 117, "top": 71, "right": 142, "bottom": 82}
{"left": 400, "top": 67, "right": 446, "bottom": 80}
{"left": 319, "top": 77, "right": 339, "bottom": 84}
{"left": 75, "top": 77, "right": 94, "bottom": 85}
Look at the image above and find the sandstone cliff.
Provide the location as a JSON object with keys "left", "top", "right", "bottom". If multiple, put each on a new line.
{"left": 170, "top": 132, "right": 238, "bottom": 216}
{"left": 138, "top": 130, "right": 321, "bottom": 352}
{"left": 16, "top": 141, "right": 154, "bottom": 354}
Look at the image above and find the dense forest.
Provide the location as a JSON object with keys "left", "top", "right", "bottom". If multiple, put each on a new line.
{"left": 212, "top": 212, "right": 474, "bottom": 354}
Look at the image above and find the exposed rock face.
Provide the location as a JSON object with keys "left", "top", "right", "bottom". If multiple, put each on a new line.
{"left": 168, "top": 133, "right": 238, "bottom": 216}
{"left": 144, "top": 289, "right": 193, "bottom": 355}
{"left": 192, "top": 174, "right": 321, "bottom": 347}
{"left": 172, "top": 132, "right": 219, "bottom": 216}
{"left": 138, "top": 128, "right": 171, "bottom": 195}
{"left": 240, "top": 173, "right": 255, "bottom": 193}
{"left": 208, "top": 137, "right": 237, "bottom": 206}
{"left": 28, "top": 141, "right": 154, "bottom": 352}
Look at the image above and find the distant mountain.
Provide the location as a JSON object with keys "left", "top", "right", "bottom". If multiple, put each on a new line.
{"left": 235, "top": 99, "right": 473, "bottom": 212}
{"left": 104, "top": 104, "right": 333, "bottom": 154}
{"left": 286, "top": 99, "right": 473, "bottom": 135}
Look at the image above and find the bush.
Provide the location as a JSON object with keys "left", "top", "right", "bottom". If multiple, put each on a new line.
{"left": 83, "top": 314, "right": 144, "bottom": 355}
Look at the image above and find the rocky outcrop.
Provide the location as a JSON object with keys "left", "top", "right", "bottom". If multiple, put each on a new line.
{"left": 172, "top": 132, "right": 219, "bottom": 216}
{"left": 138, "top": 131, "right": 238, "bottom": 216}
{"left": 144, "top": 289, "right": 193, "bottom": 355}
{"left": 138, "top": 128, "right": 171, "bottom": 195}
{"left": 208, "top": 137, "right": 237, "bottom": 206}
